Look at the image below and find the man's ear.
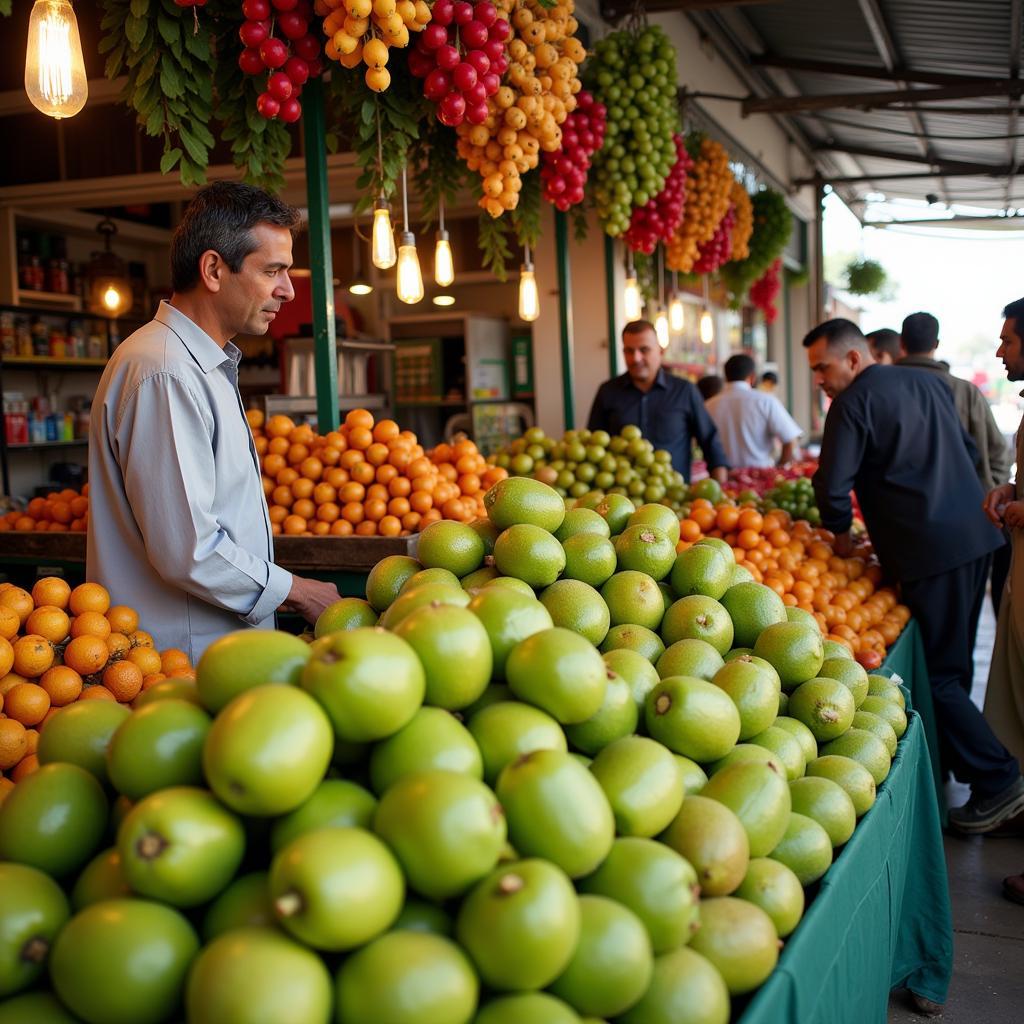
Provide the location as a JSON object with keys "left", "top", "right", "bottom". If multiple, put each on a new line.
{"left": 198, "top": 250, "right": 225, "bottom": 293}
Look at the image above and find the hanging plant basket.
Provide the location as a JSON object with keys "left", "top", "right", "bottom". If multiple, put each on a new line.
{"left": 844, "top": 258, "right": 888, "bottom": 296}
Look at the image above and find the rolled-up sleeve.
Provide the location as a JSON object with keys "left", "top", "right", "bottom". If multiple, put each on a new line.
{"left": 813, "top": 401, "right": 865, "bottom": 534}
{"left": 768, "top": 397, "right": 803, "bottom": 444}
{"left": 115, "top": 372, "right": 292, "bottom": 624}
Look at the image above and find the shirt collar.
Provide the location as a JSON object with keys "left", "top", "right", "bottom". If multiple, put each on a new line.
{"left": 155, "top": 300, "right": 235, "bottom": 375}
{"left": 724, "top": 381, "right": 751, "bottom": 391}
{"left": 618, "top": 368, "right": 669, "bottom": 393}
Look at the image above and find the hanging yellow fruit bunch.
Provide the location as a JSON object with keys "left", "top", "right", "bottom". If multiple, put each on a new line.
{"left": 456, "top": 0, "right": 585, "bottom": 216}
{"left": 666, "top": 134, "right": 732, "bottom": 273}
{"left": 319, "top": 0, "right": 431, "bottom": 92}
{"left": 730, "top": 181, "right": 754, "bottom": 262}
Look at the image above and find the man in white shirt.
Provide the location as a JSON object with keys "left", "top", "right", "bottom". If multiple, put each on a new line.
{"left": 88, "top": 182, "right": 340, "bottom": 661}
{"left": 705, "top": 354, "right": 803, "bottom": 468}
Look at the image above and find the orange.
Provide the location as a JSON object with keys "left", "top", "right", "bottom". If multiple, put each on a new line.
{"left": 0, "top": 718, "right": 28, "bottom": 770}
{"left": 130, "top": 630, "right": 155, "bottom": 649}
{"left": 160, "top": 649, "right": 191, "bottom": 674}
{"left": 3, "top": 682, "right": 50, "bottom": 726}
{"left": 283, "top": 515, "right": 307, "bottom": 535}
{"left": 127, "top": 647, "right": 163, "bottom": 676}
{"left": 348, "top": 427, "right": 373, "bottom": 451}
{"left": 0, "top": 587, "right": 34, "bottom": 626}
{"left": 11, "top": 753, "right": 38, "bottom": 783}
{"left": 372, "top": 419, "right": 400, "bottom": 443}
{"left": 23, "top": 728, "right": 39, "bottom": 756}
{"left": 31, "top": 576, "right": 72, "bottom": 609}
{"left": 266, "top": 414, "right": 296, "bottom": 438}
{"left": 0, "top": 606, "right": 19, "bottom": 641}
{"left": 378, "top": 515, "right": 402, "bottom": 537}
{"left": 106, "top": 633, "right": 132, "bottom": 658}
{"left": 246, "top": 408, "right": 265, "bottom": 431}
{"left": 345, "top": 408, "right": 374, "bottom": 431}
{"left": 24, "top": 606, "right": 70, "bottom": 645}
{"left": 316, "top": 503, "right": 340, "bottom": 524}
{"left": 102, "top": 660, "right": 144, "bottom": 702}
{"left": 63, "top": 635, "right": 110, "bottom": 677}
{"left": 69, "top": 582, "right": 111, "bottom": 616}
{"left": 141, "top": 672, "right": 168, "bottom": 691}
{"left": 350, "top": 462, "right": 375, "bottom": 486}
{"left": 11, "top": 635, "right": 55, "bottom": 678}
{"left": 106, "top": 605, "right": 140, "bottom": 635}
{"left": 330, "top": 520, "right": 354, "bottom": 536}
{"left": 79, "top": 684, "right": 116, "bottom": 702}
{"left": 355, "top": 521, "right": 378, "bottom": 536}
{"left": 0, "top": 637, "right": 12, "bottom": 679}
{"left": 39, "top": 665, "right": 84, "bottom": 706}
{"left": 70, "top": 611, "right": 112, "bottom": 640}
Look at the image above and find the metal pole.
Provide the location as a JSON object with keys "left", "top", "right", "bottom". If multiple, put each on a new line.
{"left": 604, "top": 234, "right": 618, "bottom": 378}
{"left": 813, "top": 179, "right": 826, "bottom": 326}
{"left": 302, "top": 78, "right": 339, "bottom": 432}
{"left": 555, "top": 210, "right": 575, "bottom": 429}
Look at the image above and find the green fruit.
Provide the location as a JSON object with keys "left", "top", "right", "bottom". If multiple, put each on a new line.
{"left": 602, "top": 647, "right": 661, "bottom": 708}
{"left": 709, "top": 743, "right": 785, "bottom": 777}
{"left": 735, "top": 858, "right": 805, "bottom": 938}
{"left": 0, "top": 862, "right": 69, "bottom": 997}
{"left": 506, "top": 627, "right": 607, "bottom": 724}
{"left": 36, "top": 700, "right": 131, "bottom": 785}
{"left": 71, "top": 848, "right": 132, "bottom": 909}
{"left": 770, "top": 812, "right": 833, "bottom": 884}
{"left": 720, "top": 582, "right": 787, "bottom": 648}
{"left": 485, "top": 476, "right": 566, "bottom": 532}
{"left": 107, "top": 699, "right": 210, "bottom": 800}
{"left": 497, "top": 749, "right": 615, "bottom": 878}
{"left": 788, "top": 776, "right": 856, "bottom": 847}
{"left": 393, "top": 604, "right": 493, "bottom": 709}
{"left": 470, "top": 517, "right": 502, "bottom": 555}
{"left": 381, "top": 582, "right": 470, "bottom": 630}
{"left": 656, "top": 639, "right": 725, "bottom": 682}
{"left": 270, "top": 778, "right": 377, "bottom": 853}
{"left": 336, "top": 930, "right": 478, "bottom": 1024}
{"left": 818, "top": 656, "right": 869, "bottom": 707}
{"left": 0, "top": 992, "right": 82, "bottom": 1024}
{"left": 301, "top": 628, "right": 425, "bottom": 742}
{"left": 418, "top": 520, "right": 486, "bottom": 577}
{"left": 867, "top": 675, "right": 906, "bottom": 708}
{"left": 670, "top": 546, "right": 731, "bottom": 600}
{"left": 543, "top": 581, "right": 614, "bottom": 650}
{"left": 369, "top": 707, "right": 482, "bottom": 794}
{"left": 645, "top": 676, "right": 741, "bottom": 762}
{"left": 374, "top": 771, "right": 506, "bottom": 899}
{"left": 186, "top": 926, "right": 332, "bottom": 1024}
{"left": 615, "top": 524, "right": 676, "bottom": 580}
{"left": 589, "top": 735, "right": 683, "bottom": 836}
{"left": 204, "top": 684, "right": 333, "bottom": 815}
{"left": 456, "top": 859, "right": 580, "bottom": 989}
{"left": 753, "top": 622, "right": 824, "bottom": 690}
{"left": 601, "top": 570, "right": 665, "bottom": 630}
{"left": 701, "top": 760, "right": 792, "bottom": 857}
{"left": 462, "top": 566, "right": 500, "bottom": 590}
{"left": 691, "top": 478, "right": 723, "bottom": 504}
{"left": 595, "top": 493, "right": 636, "bottom": 534}
{"left": 819, "top": 728, "right": 892, "bottom": 785}
{"left": 711, "top": 659, "right": 779, "bottom": 740}
{"left": 549, "top": 895, "right": 653, "bottom": 1017}
{"left": 689, "top": 897, "right": 779, "bottom": 995}
{"left": 627, "top": 503, "right": 681, "bottom": 545}
{"left": 0, "top": 763, "right": 107, "bottom": 878}
{"left": 484, "top": 575, "right": 539, "bottom": 596}
{"left": 852, "top": 710, "right": 898, "bottom": 756}
{"left": 730, "top": 564, "right": 755, "bottom": 586}
{"left": 694, "top": 537, "right": 733, "bottom": 560}
{"left": 196, "top": 629, "right": 310, "bottom": 713}
{"left": 660, "top": 795, "right": 749, "bottom": 897}
{"left": 562, "top": 534, "right": 619, "bottom": 587}
{"left": 600, "top": 623, "right": 666, "bottom": 663}
{"left": 859, "top": 695, "right": 908, "bottom": 738}
{"left": 788, "top": 677, "right": 856, "bottom": 743}
{"left": 51, "top": 899, "right": 199, "bottom": 1024}
{"left": 467, "top": 587, "right": 553, "bottom": 679}
{"left": 676, "top": 755, "right": 709, "bottom": 794}
{"left": 132, "top": 678, "right": 204, "bottom": 710}
{"left": 555, "top": 507, "right": 612, "bottom": 541}
{"left": 617, "top": 946, "right": 729, "bottom": 1024}
{"left": 468, "top": 701, "right": 566, "bottom": 783}
{"left": 785, "top": 606, "right": 819, "bottom": 630}
{"left": 202, "top": 872, "right": 275, "bottom": 940}
{"left": 745, "top": 725, "right": 805, "bottom": 781}
{"left": 805, "top": 755, "right": 876, "bottom": 816}
{"left": 393, "top": 900, "right": 454, "bottom": 936}
{"left": 366, "top": 554, "right": 423, "bottom": 612}
{"left": 314, "top": 597, "right": 378, "bottom": 637}
{"left": 821, "top": 639, "right": 853, "bottom": 661}
{"left": 475, "top": 993, "right": 577, "bottom": 1024}
{"left": 772, "top": 715, "right": 819, "bottom": 765}
{"left": 565, "top": 671, "right": 637, "bottom": 754}
{"left": 493, "top": 524, "right": 566, "bottom": 587}
{"left": 401, "top": 568, "right": 463, "bottom": 594}
{"left": 118, "top": 786, "right": 245, "bottom": 907}
{"left": 270, "top": 827, "right": 404, "bottom": 950}
{"left": 660, "top": 596, "right": 734, "bottom": 654}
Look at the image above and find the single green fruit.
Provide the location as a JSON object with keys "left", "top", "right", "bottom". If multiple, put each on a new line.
{"left": 417, "top": 519, "right": 486, "bottom": 578}
{"left": 365, "top": 554, "right": 422, "bottom": 612}
{"left": 709, "top": 743, "right": 785, "bottom": 778}
{"left": 656, "top": 639, "right": 725, "bottom": 682}
{"left": 540, "top": 579, "right": 611, "bottom": 646}
{"left": 314, "top": 597, "right": 378, "bottom": 637}
{"left": 867, "top": 675, "right": 907, "bottom": 709}
{"left": 382, "top": 582, "right": 470, "bottom": 632}
{"left": 615, "top": 524, "right": 676, "bottom": 581}
{"left": 485, "top": 476, "right": 567, "bottom": 532}
{"left": 720, "top": 582, "right": 787, "bottom": 649}
{"left": 788, "top": 776, "right": 857, "bottom": 847}
{"left": 787, "top": 676, "right": 856, "bottom": 743}
{"left": 589, "top": 735, "right": 683, "bottom": 837}
{"left": 196, "top": 629, "right": 310, "bottom": 713}
{"left": 202, "top": 872, "right": 275, "bottom": 940}
{"left": 132, "top": 677, "right": 203, "bottom": 709}
{"left": 462, "top": 566, "right": 500, "bottom": 590}
{"left": 70, "top": 848, "right": 131, "bottom": 910}
{"left": 556, "top": 507, "right": 612, "bottom": 542}
{"left": 769, "top": 812, "right": 833, "bottom": 884}
{"left": 482, "top": 575, "right": 537, "bottom": 596}
{"left": 723, "top": 651, "right": 782, "bottom": 690}
{"left": 772, "top": 715, "right": 819, "bottom": 765}
{"left": 470, "top": 517, "right": 501, "bottom": 556}
{"left": 0, "top": 992, "right": 82, "bottom": 1024}
{"left": 393, "top": 900, "right": 454, "bottom": 936}
{"left": 51, "top": 899, "right": 199, "bottom": 1024}
{"left": 645, "top": 676, "right": 741, "bottom": 763}
{"left": 675, "top": 755, "right": 709, "bottom": 795}
{"left": 746, "top": 725, "right": 806, "bottom": 781}
{"left": 475, "top": 993, "right": 578, "bottom": 1024}
{"left": 735, "top": 858, "right": 805, "bottom": 938}
{"left": 595, "top": 493, "right": 636, "bottom": 535}
{"left": 753, "top": 622, "right": 824, "bottom": 691}
{"left": 600, "top": 623, "right": 666, "bottom": 663}
{"left": 660, "top": 596, "right": 734, "bottom": 655}
{"left": 660, "top": 795, "right": 749, "bottom": 897}
{"left": 852, "top": 710, "right": 899, "bottom": 757}
{"left": 819, "top": 728, "right": 892, "bottom": 785}
{"left": 270, "top": 778, "right": 377, "bottom": 853}
{"left": 0, "top": 862, "right": 69, "bottom": 998}
{"left": 818, "top": 656, "right": 869, "bottom": 708}
{"left": 564, "top": 672, "right": 638, "bottom": 755}
{"left": 562, "top": 534, "right": 619, "bottom": 587}
{"left": 617, "top": 946, "right": 730, "bottom": 1024}
{"left": 467, "top": 587, "right": 553, "bottom": 680}
{"left": 701, "top": 760, "right": 792, "bottom": 857}
{"left": 859, "top": 695, "right": 908, "bottom": 738}
{"left": 602, "top": 647, "right": 661, "bottom": 708}
{"left": 670, "top": 545, "right": 732, "bottom": 600}
{"left": 627, "top": 503, "right": 681, "bottom": 545}
{"left": 711, "top": 659, "right": 780, "bottom": 740}
{"left": 400, "top": 568, "right": 463, "bottom": 594}
{"left": 730, "top": 564, "right": 755, "bottom": 586}
{"left": 493, "top": 524, "right": 566, "bottom": 588}
{"left": 468, "top": 700, "right": 567, "bottom": 784}
{"left": 785, "top": 606, "right": 819, "bottom": 631}
{"left": 689, "top": 897, "right": 779, "bottom": 996}
{"left": 805, "top": 755, "right": 876, "bottom": 817}
{"left": 36, "top": 700, "right": 131, "bottom": 785}
{"left": 600, "top": 571, "right": 665, "bottom": 631}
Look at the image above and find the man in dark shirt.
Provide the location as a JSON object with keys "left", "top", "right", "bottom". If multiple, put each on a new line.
{"left": 587, "top": 320, "right": 728, "bottom": 483}
{"left": 805, "top": 318, "right": 1023, "bottom": 834}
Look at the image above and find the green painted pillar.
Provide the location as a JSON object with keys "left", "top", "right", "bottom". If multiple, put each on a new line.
{"left": 555, "top": 210, "right": 575, "bottom": 429}
{"left": 302, "top": 78, "right": 339, "bottom": 432}
{"left": 604, "top": 234, "right": 618, "bottom": 378}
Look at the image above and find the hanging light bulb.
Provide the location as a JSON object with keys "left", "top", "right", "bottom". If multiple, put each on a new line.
{"left": 669, "top": 272, "right": 684, "bottom": 332}
{"left": 655, "top": 308, "right": 670, "bottom": 349}
{"left": 24, "top": 0, "right": 88, "bottom": 120}
{"left": 347, "top": 215, "right": 373, "bottom": 295}
{"left": 434, "top": 197, "right": 455, "bottom": 287}
{"left": 519, "top": 243, "right": 540, "bottom": 322}
{"left": 86, "top": 219, "right": 133, "bottom": 318}
{"left": 623, "top": 250, "right": 642, "bottom": 322}
{"left": 371, "top": 195, "right": 396, "bottom": 270}
{"left": 395, "top": 165, "right": 423, "bottom": 304}
{"left": 699, "top": 308, "right": 715, "bottom": 344}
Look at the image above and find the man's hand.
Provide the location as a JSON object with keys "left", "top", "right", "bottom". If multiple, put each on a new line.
{"left": 280, "top": 575, "right": 341, "bottom": 624}
{"left": 711, "top": 466, "right": 728, "bottom": 485}
{"left": 1003, "top": 500, "right": 1024, "bottom": 529}
{"left": 832, "top": 531, "right": 854, "bottom": 557}
{"left": 983, "top": 482, "right": 1016, "bottom": 526}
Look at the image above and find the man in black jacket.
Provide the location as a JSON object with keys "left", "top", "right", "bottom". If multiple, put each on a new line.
{"left": 805, "top": 318, "right": 1023, "bottom": 833}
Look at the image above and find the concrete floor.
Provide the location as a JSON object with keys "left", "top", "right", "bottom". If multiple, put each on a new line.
{"left": 888, "top": 596, "right": 1024, "bottom": 1022}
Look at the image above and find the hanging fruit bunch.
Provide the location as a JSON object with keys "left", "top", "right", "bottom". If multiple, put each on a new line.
{"left": 622, "top": 133, "right": 691, "bottom": 254}
{"left": 409, "top": 0, "right": 511, "bottom": 124}
{"left": 540, "top": 89, "right": 607, "bottom": 211}
{"left": 320, "top": 0, "right": 431, "bottom": 91}
{"left": 750, "top": 258, "right": 783, "bottom": 322}
{"left": 456, "top": 0, "right": 586, "bottom": 217}
{"left": 720, "top": 187, "right": 793, "bottom": 304}
{"left": 729, "top": 181, "right": 754, "bottom": 262}
{"left": 239, "top": 0, "right": 325, "bottom": 122}
{"left": 693, "top": 202, "right": 735, "bottom": 274}
{"left": 665, "top": 134, "right": 733, "bottom": 272}
{"left": 587, "top": 24, "right": 679, "bottom": 236}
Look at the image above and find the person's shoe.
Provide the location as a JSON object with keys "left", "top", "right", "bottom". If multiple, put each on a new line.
{"left": 949, "top": 775, "right": 1024, "bottom": 834}
{"left": 1003, "top": 873, "right": 1024, "bottom": 906}
{"left": 910, "top": 992, "right": 944, "bottom": 1017}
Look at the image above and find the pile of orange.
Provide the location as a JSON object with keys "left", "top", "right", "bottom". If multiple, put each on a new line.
{"left": 0, "top": 577, "right": 193, "bottom": 794}
{"left": 0, "top": 486, "right": 89, "bottom": 533}
{"left": 249, "top": 407, "right": 508, "bottom": 538}
{"left": 679, "top": 499, "right": 910, "bottom": 667}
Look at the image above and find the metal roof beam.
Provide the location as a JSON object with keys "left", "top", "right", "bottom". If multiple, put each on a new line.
{"left": 1007, "top": 0, "right": 1022, "bottom": 207}
{"left": 750, "top": 55, "right": 1015, "bottom": 89}
{"left": 795, "top": 169, "right": 1008, "bottom": 186}
{"left": 811, "top": 142, "right": 1011, "bottom": 176}
{"left": 601, "top": 0, "right": 777, "bottom": 19}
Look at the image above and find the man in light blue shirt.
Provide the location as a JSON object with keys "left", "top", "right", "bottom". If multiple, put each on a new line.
{"left": 705, "top": 353, "right": 803, "bottom": 469}
{"left": 88, "top": 182, "right": 340, "bottom": 661}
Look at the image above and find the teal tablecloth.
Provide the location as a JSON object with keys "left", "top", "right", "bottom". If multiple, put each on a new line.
{"left": 740, "top": 710, "right": 953, "bottom": 1023}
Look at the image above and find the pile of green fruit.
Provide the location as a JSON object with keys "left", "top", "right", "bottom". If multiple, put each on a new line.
{"left": 761, "top": 477, "right": 821, "bottom": 525}
{"left": 490, "top": 425, "right": 687, "bottom": 509}
{"left": 0, "top": 478, "right": 908, "bottom": 1024}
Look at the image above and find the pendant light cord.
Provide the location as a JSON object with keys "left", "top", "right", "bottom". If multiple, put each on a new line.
{"left": 402, "top": 164, "right": 410, "bottom": 234}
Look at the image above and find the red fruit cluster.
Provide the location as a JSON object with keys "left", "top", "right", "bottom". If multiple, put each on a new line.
{"left": 238, "top": 0, "right": 323, "bottom": 123}
{"left": 540, "top": 90, "right": 606, "bottom": 211}
{"left": 750, "top": 258, "right": 782, "bottom": 323}
{"left": 409, "top": 0, "right": 510, "bottom": 127}
{"left": 623, "top": 134, "right": 691, "bottom": 255}
{"left": 693, "top": 203, "right": 736, "bottom": 275}
{"left": 173, "top": 0, "right": 208, "bottom": 7}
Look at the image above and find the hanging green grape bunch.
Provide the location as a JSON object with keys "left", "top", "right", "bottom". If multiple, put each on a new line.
{"left": 720, "top": 187, "right": 793, "bottom": 303}
{"left": 587, "top": 24, "right": 680, "bottom": 237}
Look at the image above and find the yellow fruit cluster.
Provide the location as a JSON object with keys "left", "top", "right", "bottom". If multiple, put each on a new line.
{"left": 456, "top": 0, "right": 585, "bottom": 216}
{"left": 666, "top": 137, "right": 733, "bottom": 273}
{"left": 730, "top": 181, "right": 754, "bottom": 262}
{"left": 319, "top": 0, "right": 430, "bottom": 92}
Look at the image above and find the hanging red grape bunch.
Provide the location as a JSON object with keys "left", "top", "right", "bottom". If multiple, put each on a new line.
{"left": 540, "top": 89, "right": 607, "bottom": 211}
{"left": 238, "top": 0, "right": 324, "bottom": 123}
{"left": 622, "top": 133, "right": 691, "bottom": 254}
{"left": 750, "top": 258, "right": 782, "bottom": 323}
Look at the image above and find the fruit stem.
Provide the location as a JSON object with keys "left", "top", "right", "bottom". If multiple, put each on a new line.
{"left": 21, "top": 937, "right": 49, "bottom": 963}
{"left": 137, "top": 833, "right": 168, "bottom": 859}
{"left": 275, "top": 890, "right": 304, "bottom": 918}
{"left": 497, "top": 873, "right": 524, "bottom": 896}
{"left": 654, "top": 693, "right": 672, "bottom": 715}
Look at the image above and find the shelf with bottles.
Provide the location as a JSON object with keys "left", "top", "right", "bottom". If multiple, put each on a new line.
{"left": 0, "top": 304, "right": 120, "bottom": 364}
